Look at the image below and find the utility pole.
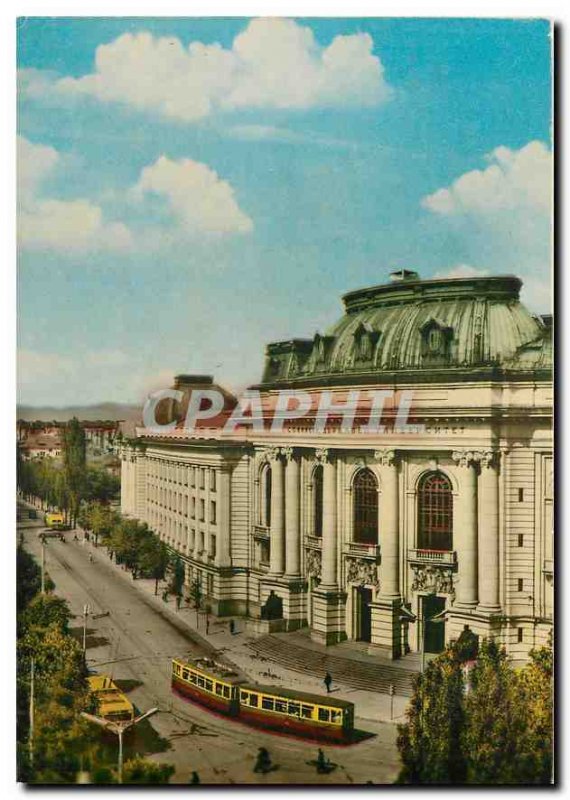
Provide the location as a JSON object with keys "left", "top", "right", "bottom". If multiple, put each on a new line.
{"left": 389, "top": 683, "right": 395, "bottom": 721}
{"left": 82, "top": 604, "right": 91, "bottom": 653}
{"left": 81, "top": 707, "right": 158, "bottom": 784}
{"left": 29, "top": 658, "right": 35, "bottom": 766}
{"left": 40, "top": 541, "right": 46, "bottom": 594}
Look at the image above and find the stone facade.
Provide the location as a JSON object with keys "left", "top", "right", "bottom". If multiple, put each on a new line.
{"left": 120, "top": 272, "right": 553, "bottom": 663}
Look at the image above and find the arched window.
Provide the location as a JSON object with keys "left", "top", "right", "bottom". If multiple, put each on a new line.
{"left": 260, "top": 465, "right": 272, "bottom": 527}
{"left": 418, "top": 472, "right": 453, "bottom": 551}
{"left": 353, "top": 468, "right": 378, "bottom": 544}
{"left": 313, "top": 464, "right": 323, "bottom": 537}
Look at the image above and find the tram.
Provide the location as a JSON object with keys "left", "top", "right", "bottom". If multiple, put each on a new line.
{"left": 88, "top": 674, "right": 135, "bottom": 722}
{"left": 171, "top": 657, "right": 355, "bottom": 742}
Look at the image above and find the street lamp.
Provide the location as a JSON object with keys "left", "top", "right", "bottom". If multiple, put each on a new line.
{"left": 81, "top": 707, "right": 158, "bottom": 783}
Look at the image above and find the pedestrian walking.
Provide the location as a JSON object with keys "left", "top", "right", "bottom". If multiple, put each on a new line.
{"left": 206, "top": 615, "right": 210, "bottom": 635}
{"left": 189, "top": 771, "right": 200, "bottom": 784}
{"left": 89, "top": 553, "right": 93, "bottom": 563}
{"left": 324, "top": 671, "right": 332, "bottom": 693}
{"left": 253, "top": 747, "right": 271, "bottom": 774}
{"left": 229, "top": 619, "right": 235, "bottom": 635}
{"left": 316, "top": 748, "right": 328, "bottom": 773}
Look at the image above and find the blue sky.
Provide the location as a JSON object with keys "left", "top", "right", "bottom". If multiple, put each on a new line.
{"left": 17, "top": 17, "right": 552, "bottom": 406}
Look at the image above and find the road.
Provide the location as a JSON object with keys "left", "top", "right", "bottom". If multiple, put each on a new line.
{"left": 17, "top": 505, "right": 401, "bottom": 784}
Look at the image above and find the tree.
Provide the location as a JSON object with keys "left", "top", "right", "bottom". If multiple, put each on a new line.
{"left": 121, "top": 757, "right": 175, "bottom": 784}
{"left": 397, "top": 638, "right": 553, "bottom": 785}
{"left": 20, "top": 594, "right": 71, "bottom": 636}
{"left": 63, "top": 418, "right": 86, "bottom": 527}
{"left": 139, "top": 537, "right": 170, "bottom": 595}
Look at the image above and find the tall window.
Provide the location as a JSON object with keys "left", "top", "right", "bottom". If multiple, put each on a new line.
{"left": 260, "top": 465, "right": 272, "bottom": 527}
{"left": 313, "top": 464, "right": 323, "bottom": 537}
{"left": 418, "top": 471, "right": 453, "bottom": 551}
{"left": 353, "top": 468, "right": 378, "bottom": 544}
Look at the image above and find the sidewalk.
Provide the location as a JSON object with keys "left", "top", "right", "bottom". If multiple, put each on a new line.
{"left": 78, "top": 535, "right": 412, "bottom": 725}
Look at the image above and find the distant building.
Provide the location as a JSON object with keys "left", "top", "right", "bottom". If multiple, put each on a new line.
{"left": 120, "top": 272, "right": 553, "bottom": 663}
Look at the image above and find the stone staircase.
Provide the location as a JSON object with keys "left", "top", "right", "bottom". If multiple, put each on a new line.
{"left": 247, "top": 635, "right": 418, "bottom": 697}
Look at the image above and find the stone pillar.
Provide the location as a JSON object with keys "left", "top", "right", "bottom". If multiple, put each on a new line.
{"left": 376, "top": 449, "right": 399, "bottom": 599}
{"left": 311, "top": 449, "right": 346, "bottom": 645}
{"left": 478, "top": 451, "right": 501, "bottom": 613}
{"left": 268, "top": 449, "right": 285, "bottom": 576}
{"left": 370, "top": 449, "right": 402, "bottom": 659}
{"left": 215, "top": 465, "right": 232, "bottom": 568}
{"left": 452, "top": 450, "right": 479, "bottom": 608}
{"left": 283, "top": 448, "right": 301, "bottom": 578}
{"left": 320, "top": 450, "right": 338, "bottom": 590}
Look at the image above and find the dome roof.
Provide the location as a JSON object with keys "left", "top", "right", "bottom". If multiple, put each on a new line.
{"left": 259, "top": 273, "right": 552, "bottom": 386}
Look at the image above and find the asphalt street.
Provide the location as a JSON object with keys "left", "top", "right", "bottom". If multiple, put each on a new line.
{"left": 18, "top": 506, "right": 400, "bottom": 784}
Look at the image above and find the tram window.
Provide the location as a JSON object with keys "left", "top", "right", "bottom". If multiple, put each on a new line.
{"left": 197, "top": 677, "right": 205, "bottom": 688}
{"left": 261, "top": 697, "right": 274, "bottom": 711}
{"left": 318, "top": 708, "right": 331, "bottom": 723}
{"left": 189, "top": 673, "right": 197, "bottom": 684}
{"left": 331, "top": 710, "right": 342, "bottom": 724}
{"left": 182, "top": 669, "right": 189, "bottom": 680}
{"left": 205, "top": 680, "right": 213, "bottom": 692}
{"left": 301, "top": 705, "right": 313, "bottom": 719}
{"left": 248, "top": 694, "right": 259, "bottom": 707}
{"left": 275, "top": 700, "right": 287, "bottom": 713}
{"left": 215, "top": 683, "right": 223, "bottom": 696}
{"left": 174, "top": 664, "right": 181, "bottom": 675}
{"left": 288, "top": 702, "right": 300, "bottom": 716}
{"left": 240, "top": 690, "right": 248, "bottom": 702}
{"left": 223, "top": 686, "right": 231, "bottom": 698}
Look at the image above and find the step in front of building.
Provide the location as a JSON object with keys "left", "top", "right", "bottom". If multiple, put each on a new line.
{"left": 247, "top": 635, "right": 417, "bottom": 697}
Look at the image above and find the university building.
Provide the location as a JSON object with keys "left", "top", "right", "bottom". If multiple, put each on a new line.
{"left": 120, "top": 270, "right": 553, "bottom": 663}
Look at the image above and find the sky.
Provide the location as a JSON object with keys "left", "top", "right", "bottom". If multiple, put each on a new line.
{"left": 17, "top": 17, "right": 552, "bottom": 407}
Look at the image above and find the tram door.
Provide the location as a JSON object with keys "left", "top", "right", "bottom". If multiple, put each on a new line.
{"left": 354, "top": 587, "right": 372, "bottom": 642}
{"left": 422, "top": 595, "right": 446, "bottom": 654}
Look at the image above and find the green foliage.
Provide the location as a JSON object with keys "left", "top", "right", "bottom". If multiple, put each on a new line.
{"left": 171, "top": 556, "right": 186, "bottom": 597}
{"left": 397, "top": 638, "right": 553, "bottom": 785}
{"left": 20, "top": 594, "right": 71, "bottom": 636}
{"left": 17, "top": 546, "right": 42, "bottom": 613}
{"left": 121, "top": 756, "right": 175, "bottom": 784}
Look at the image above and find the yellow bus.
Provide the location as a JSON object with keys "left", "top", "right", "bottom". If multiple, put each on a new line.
{"left": 88, "top": 674, "right": 135, "bottom": 722}
{"left": 45, "top": 512, "right": 65, "bottom": 528}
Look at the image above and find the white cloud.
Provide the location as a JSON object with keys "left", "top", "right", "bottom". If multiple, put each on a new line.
{"left": 434, "top": 264, "right": 489, "bottom": 279}
{"left": 132, "top": 155, "right": 253, "bottom": 235}
{"left": 421, "top": 141, "right": 551, "bottom": 217}
{"left": 421, "top": 141, "right": 552, "bottom": 312}
{"left": 47, "top": 19, "right": 390, "bottom": 122}
{"left": 17, "top": 136, "right": 134, "bottom": 254}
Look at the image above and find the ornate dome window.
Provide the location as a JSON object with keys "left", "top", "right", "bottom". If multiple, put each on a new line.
{"left": 352, "top": 322, "right": 380, "bottom": 365}
{"left": 420, "top": 319, "right": 453, "bottom": 365}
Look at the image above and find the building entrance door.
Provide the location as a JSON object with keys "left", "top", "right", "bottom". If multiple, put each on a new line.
{"left": 354, "top": 587, "right": 372, "bottom": 642}
{"left": 422, "top": 595, "right": 446, "bottom": 654}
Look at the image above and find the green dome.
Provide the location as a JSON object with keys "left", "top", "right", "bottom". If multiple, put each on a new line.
{"left": 260, "top": 273, "right": 551, "bottom": 386}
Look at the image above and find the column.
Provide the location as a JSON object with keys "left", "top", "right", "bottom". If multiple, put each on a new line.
{"left": 320, "top": 450, "right": 338, "bottom": 589}
{"left": 284, "top": 448, "right": 301, "bottom": 578}
{"left": 215, "top": 466, "right": 232, "bottom": 568}
{"left": 452, "top": 450, "right": 478, "bottom": 608}
{"left": 478, "top": 451, "right": 500, "bottom": 612}
{"left": 269, "top": 449, "right": 285, "bottom": 576}
{"left": 376, "top": 449, "right": 400, "bottom": 600}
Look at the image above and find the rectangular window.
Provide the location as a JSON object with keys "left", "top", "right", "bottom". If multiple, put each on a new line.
{"left": 275, "top": 700, "right": 287, "bottom": 714}
{"left": 288, "top": 702, "right": 300, "bottom": 716}
{"left": 210, "top": 536, "right": 216, "bottom": 560}
{"left": 200, "top": 499, "right": 205, "bottom": 522}
{"left": 301, "top": 705, "right": 313, "bottom": 719}
{"left": 331, "top": 710, "right": 342, "bottom": 724}
{"left": 191, "top": 467, "right": 195, "bottom": 487}
{"left": 517, "top": 627, "right": 524, "bottom": 643}
{"left": 205, "top": 680, "right": 213, "bottom": 692}
{"left": 518, "top": 488, "right": 524, "bottom": 502}
{"left": 197, "top": 676, "right": 205, "bottom": 688}
{"left": 182, "top": 669, "right": 189, "bottom": 681}
{"left": 261, "top": 696, "right": 274, "bottom": 711}
{"left": 174, "top": 664, "right": 181, "bottom": 675}
{"left": 200, "top": 469, "right": 205, "bottom": 490}
{"left": 222, "top": 685, "right": 231, "bottom": 699}
{"left": 190, "top": 673, "right": 197, "bottom": 685}
{"left": 518, "top": 578, "right": 524, "bottom": 592}
{"left": 211, "top": 471, "right": 217, "bottom": 491}
{"left": 215, "top": 683, "right": 223, "bottom": 696}
{"left": 191, "top": 498, "right": 196, "bottom": 519}
{"left": 318, "top": 708, "right": 330, "bottom": 723}
{"left": 210, "top": 501, "right": 216, "bottom": 525}
{"left": 518, "top": 534, "right": 524, "bottom": 547}
{"left": 248, "top": 694, "right": 259, "bottom": 707}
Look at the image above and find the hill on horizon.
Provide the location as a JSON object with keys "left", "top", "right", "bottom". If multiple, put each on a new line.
{"left": 17, "top": 402, "right": 142, "bottom": 423}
